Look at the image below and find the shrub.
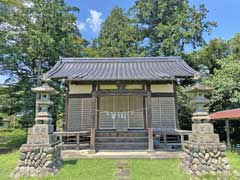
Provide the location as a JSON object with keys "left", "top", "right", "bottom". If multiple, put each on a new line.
{"left": 0, "top": 129, "right": 27, "bottom": 149}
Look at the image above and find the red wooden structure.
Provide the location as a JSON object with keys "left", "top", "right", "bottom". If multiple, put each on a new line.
{"left": 209, "top": 109, "right": 240, "bottom": 120}
{"left": 209, "top": 109, "right": 240, "bottom": 150}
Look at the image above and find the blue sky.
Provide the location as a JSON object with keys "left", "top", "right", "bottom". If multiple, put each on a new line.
{"left": 1, "top": 0, "right": 240, "bottom": 84}
{"left": 66, "top": 0, "right": 240, "bottom": 42}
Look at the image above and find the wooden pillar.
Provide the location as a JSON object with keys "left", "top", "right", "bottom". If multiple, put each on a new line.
{"left": 64, "top": 90, "right": 69, "bottom": 131}
{"left": 180, "top": 134, "right": 184, "bottom": 144}
{"left": 90, "top": 128, "right": 96, "bottom": 153}
{"left": 147, "top": 84, "right": 154, "bottom": 151}
{"left": 148, "top": 128, "right": 154, "bottom": 151}
{"left": 76, "top": 133, "right": 80, "bottom": 150}
{"left": 226, "top": 120, "right": 231, "bottom": 151}
{"left": 89, "top": 84, "right": 97, "bottom": 153}
{"left": 173, "top": 81, "right": 179, "bottom": 129}
{"left": 92, "top": 84, "right": 97, "bottom": 128}
{"left": 163, "top": 133, "right": 167, "bottom": 150}
{"left": 59, "top": 134, "right": 63, "bottom": 143}
{"left": 146, "top": 84, "right": 152, "bottom": 129}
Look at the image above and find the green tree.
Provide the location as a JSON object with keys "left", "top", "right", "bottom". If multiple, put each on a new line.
{"left": 207, "top": 55, "right": 240, "bottom": 112}
{"left": 95, "top": 7, "right": 144, "bottom": 57}
{"left": 131, "top": 0, "right": 216, "bottom": 56}
{"left": 0, "top": 0, "right": 87, "bottom": 127}
{"left": 205, "top": 55, "right": 240, "bottom": 146}
{"left": 228, "top": 33, "right": 240, "bottom": 58}
{"left": 186, "top": 38, "right": 229, "bottom": 74}
{"left": 176, "top": 86, "right": 193, "bottom": 130}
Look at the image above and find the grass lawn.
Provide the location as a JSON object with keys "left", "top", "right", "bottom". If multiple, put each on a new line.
{"left": 129, "top": 159, "right": 189, "bottom": 180}
{"left": 0, "top": 151, "right": 240, "bottom": 180}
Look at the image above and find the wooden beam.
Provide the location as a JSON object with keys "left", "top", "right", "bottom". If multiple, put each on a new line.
{"left": 151, "top": 93, "right": 176, "bottom": 97}
{"left": 96, "top": 89, "right": 148, "bottom": 96}
{"left": 68, "top": 94, "right": 92, "bottom": 98}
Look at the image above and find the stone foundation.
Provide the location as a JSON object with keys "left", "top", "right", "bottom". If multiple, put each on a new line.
{"left": 182, "top": 141, "right": 231, "bottom": 176}
{"left": 11, "top": 144, "right": 63, "bottom": 178}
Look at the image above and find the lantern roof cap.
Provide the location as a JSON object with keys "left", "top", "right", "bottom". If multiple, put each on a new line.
{"left": 185, "top": 82, "right": 213, "bottom": 93}
{"left": 31, "top": 82, "right": 58, "bottom": 94}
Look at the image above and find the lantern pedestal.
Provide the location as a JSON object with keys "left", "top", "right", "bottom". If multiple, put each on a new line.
{"left": 11, "top": 81, "right": 63, "bottom": 179}
{"left": 182, "top": 80, "right": 231, "bottom": 176}
{"left": 27, "top": 124, "right": 57, "bottom": 145}
{"left": 182, "top": 122, "right": 231, "bottom": 176}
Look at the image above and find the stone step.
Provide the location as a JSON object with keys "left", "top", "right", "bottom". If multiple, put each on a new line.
{"left": 62, "top": 143, "right": 90, "bottom": 150}
{"left": 96, "top": 142, "right": 148, "bottom": 150}
{"left": 96, "top": 131, "right": 147, "bottom": 137}
{"left": 96, "top": 137, "right": 148, "bottom": 143}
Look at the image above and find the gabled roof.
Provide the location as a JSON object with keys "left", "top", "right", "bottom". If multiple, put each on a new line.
{"left": 45, "top": 57, "right": 197, "bottom": 81}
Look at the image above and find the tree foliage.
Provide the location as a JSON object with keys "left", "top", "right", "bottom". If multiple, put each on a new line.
{"left": 176, "top": 86, "right": 193, "bottom": 130}
{"left": 94, "top": 7, "right": 144, "bottom": 57}
{"left": 131, "top": 0, "right": 216, "bottom": 56}
{"left": 0, "top": 0, "right": 87, "bottom": 126}
{"left": 186, "top": 38, "right": 229, "bottom": 74}
{"left": 207, "top": 56, "right": 240, "bottom": 112}
{"left": 205, "top": 54, "right": 240, "bottom": 145}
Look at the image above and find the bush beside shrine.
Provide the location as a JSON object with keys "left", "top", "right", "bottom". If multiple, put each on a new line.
{"left": 0, "top": 129, "right": 27, "bottom": 149}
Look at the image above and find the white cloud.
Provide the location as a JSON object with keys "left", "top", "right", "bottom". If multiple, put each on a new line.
{"left": 86, "top": 10, "right": 103, "bottom": 33}
{"left": 77, "top": 22, "right": 86, "bottom": 31}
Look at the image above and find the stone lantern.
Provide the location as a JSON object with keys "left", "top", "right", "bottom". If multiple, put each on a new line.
{"left": 186, "top": 82, "right": 212, "bottom": 123}
{"left": 32, "top": 79, "right": 57, "bottom": 125}
{"left": 27, "top": 79, "right": 58, "bottom": 145}
{"left": 182, "top": 78, "right": 231, "bottom": 176}
{"left": 12, "top": 79, "right": 63, "bottom": 178}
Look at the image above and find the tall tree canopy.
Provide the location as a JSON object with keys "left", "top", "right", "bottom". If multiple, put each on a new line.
{"left": 207, "top": 56, "right": 240, "bottom": 112}
{"left": 131, "top": 0, "right": 216, "bottom": 56}
{"left": 186, "top": 38, "right": 229, "bottom": 74}
{"left": 1, "top": 0, "right": 86, "bottom": 82}
{"left": 0, "top": 0, "right": 87, "bottom": 126}
{"left": 94, "top": 7, "right": 144, "bottom": 57}
{"left": 205, "top": 34, "right": 240, "bottom": 112}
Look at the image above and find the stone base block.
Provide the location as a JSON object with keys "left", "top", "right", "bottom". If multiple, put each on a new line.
{"left": 192, "top": 123, "right": 214, "bottom": 133}
{"left": 27, "top": 134, "right": 57, "bottom": 145}
{"left": 27, "top": 124, "right": 57, "bottom": 144}
{"left": 182, "top": 141, "right": 231, "bottom": 176}
{"left": 190, "top": 133, "right": 219, "bottom": 143}
{"left": 11, "top": 144, "right": 63, "bottom": 179}
{"left": 28, "top": 124, "right": 54, "bottom": 135}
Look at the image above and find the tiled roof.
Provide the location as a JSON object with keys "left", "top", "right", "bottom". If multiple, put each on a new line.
{"left": 45, "top": 57, "right": 197, "bottom": 81}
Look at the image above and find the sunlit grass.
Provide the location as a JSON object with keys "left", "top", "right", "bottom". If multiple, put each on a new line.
{"left": 0, "top": 151, "right": 239, "bottom": 180}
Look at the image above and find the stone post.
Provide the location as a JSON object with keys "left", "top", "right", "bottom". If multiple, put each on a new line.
{"left": 182, "top": 80, "right": 231, "bottom": 176}
{"left": 11, "top": 79, "right": 63, "bottom": 178}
